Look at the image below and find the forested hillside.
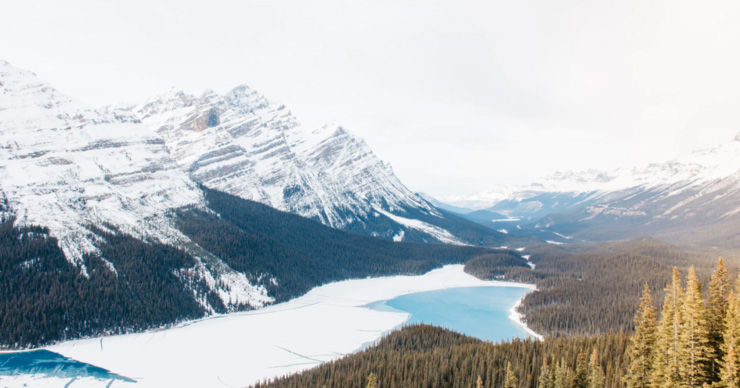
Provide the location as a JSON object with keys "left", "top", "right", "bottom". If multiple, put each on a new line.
{"left": 179, "top": 188, "right": 501, "bottom": 302}
{"left": 467, "top": 238, "right": 738, "bottom": 336}
{"left": 0, "top": 219, "right": 209, "bottom": 348}
{"left": 0, "top": 188, "right": 503, "bottom": 349}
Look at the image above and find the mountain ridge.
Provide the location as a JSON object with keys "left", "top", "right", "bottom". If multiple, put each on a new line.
{"left": 134, "top": 84, "right": 437, "bottom": 226}
{"left": 443, "top": 133, "right": 740, "bottom": 247}
{"left": 128, "top": 81, "right": 508, "bottom": 246}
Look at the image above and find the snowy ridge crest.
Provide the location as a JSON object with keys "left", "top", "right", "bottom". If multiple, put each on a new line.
{"left": 136, "top": 84, "right": 437, "bottom": 231}
{"left": 0, "top": 61, "right": 204, "bottom": 264}
{"left": 447, "top": 132, "right": 740, "bottom": 210}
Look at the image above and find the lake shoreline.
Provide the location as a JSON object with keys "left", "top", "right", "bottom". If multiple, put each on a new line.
{"left": 7, "top": 265, "right": 540, "bottom": 388}
{"left": 365, "top": 284, "right": 540, "bottom": 344}
{"left": 509, "top": 298, "right": 544, "bottom": 341}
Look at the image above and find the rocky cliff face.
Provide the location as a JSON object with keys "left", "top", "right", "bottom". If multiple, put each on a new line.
{"left": 1, "top": 58, "right": 510, "bottom": 268}
{"left": 135, "top": 85, "right": 451, "bottom": 241}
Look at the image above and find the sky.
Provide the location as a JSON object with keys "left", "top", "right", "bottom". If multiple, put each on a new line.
{"left": 2, "top": 0, "right": 740, "bottom": 197}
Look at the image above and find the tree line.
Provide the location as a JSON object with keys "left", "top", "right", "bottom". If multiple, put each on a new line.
{"left": 0, "top": 219, "right": 208, "bottom": 348}
{"left": 253, "top": 324, "right": 631, "bottom": 388}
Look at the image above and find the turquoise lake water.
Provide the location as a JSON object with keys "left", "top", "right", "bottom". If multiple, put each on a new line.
{"left": 367, "top": 286, "right": 534, "bottom": 343}
{"left": 0, "top": 349, "right": 134, "bottom": 382}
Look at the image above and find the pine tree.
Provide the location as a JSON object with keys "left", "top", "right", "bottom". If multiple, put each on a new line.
{"left": 574, "top": 352, "right": 588, "bottom": 388}
{"left": 626, "top": 283, "right": 657, "bottom": 388}
{"left": 476, "top": 375, "right": 484, "bottom": 388}
{"left": 539, "top": 359, "right": 553, "bottom": 388}
{"left": 723, "top": 346, "right": 740, "bottom": 388}
{"left": 708, "top": 257, "right": 731, "bottom": 380}
{"left": 721, "top": 291, "right": 740, "bottom": 388}
{"left": 504, "top": 361, "right": 519, "bottom": 388}
{"left": 554, "top": 359, "right": 573, "bottom": 388}
{"left": 366, "top": 373, "right": 378, "bottom": 388}
{"left": 679, "top": 266, "right": 712, "bottom": 387}
{"left": 587, "top": 349, "right": 605, "bottom": 388}
{"left": 651, "top": 267, "right": 684, "bottom": 388}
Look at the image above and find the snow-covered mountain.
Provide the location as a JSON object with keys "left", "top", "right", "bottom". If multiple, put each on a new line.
{"left": 1, "top": 57, "right": 511, "bottom": 255}
{"left": 132, "top": 85, "right": 497, "bottom": 244}
{"left": 0, "top": 60, "right": 205, "bottom": 263}
{"left": 0, "top": 59, "right": 273, "bottom": 311}
{"left": 0, "top": 57, "right": 504, "bottom": 259}
{"left": 0, "top": 59, "right": 516, "bottom": 349}
{"left": 447, "top": 134, "right": 740, "bottom": 246}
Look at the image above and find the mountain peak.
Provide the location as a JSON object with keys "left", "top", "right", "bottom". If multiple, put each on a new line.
{"left": 0, "top": 60, "right": 51, "bottom": 95}
{"left": 137, "top": 88, "right": 196, "bottom": 121}
{"left": 0, "top": 60, "right": 105, "bottom": 132}
{"left": 0, "top": 62, "right": 206, "bottom": 265}
{"left": 138, "top": 82, "right": 437, "bottom": 230}
{"left": 229, "top": 84, "right": 252, "bottom": 94}
{"left": 0, "top": 58, "right": 28, "bottom": 74}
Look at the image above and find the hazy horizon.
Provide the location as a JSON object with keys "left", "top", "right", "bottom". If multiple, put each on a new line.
{"left": 3, "top": 0, "right": 739, "bottom": 197}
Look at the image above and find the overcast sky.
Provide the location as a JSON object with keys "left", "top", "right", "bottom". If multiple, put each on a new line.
{"left": 2, "top": 0, "right": 740, "bottom": 197}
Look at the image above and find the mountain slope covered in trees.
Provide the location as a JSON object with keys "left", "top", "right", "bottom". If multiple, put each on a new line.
{"left": 0, "top": 187, "right": 509, "bottom": 349}
{"left": 470, "top": 238, "right": 736, "bottom": 336}
{"left": 0, "top": 219, "right": 210, "bottom": 348}
{"left": 177, "top": 188, "right": 501, "bottom": 303}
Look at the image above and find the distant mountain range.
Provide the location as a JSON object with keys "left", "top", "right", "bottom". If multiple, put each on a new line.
{"left": 440, "top": 134, "right": 740, "bottom": 247}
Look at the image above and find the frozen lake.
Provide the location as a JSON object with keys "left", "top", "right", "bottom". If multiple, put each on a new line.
{"left": 1, "top": 265, "right": 537, "bottom": 388}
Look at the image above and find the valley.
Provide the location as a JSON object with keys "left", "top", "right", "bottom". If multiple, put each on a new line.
{"left": 1, "top": 27, "right": 740, "bottom": 388}
{"left": 0, "top": 59, "right": 521, "bottom": 349}
{"left": 3, "top": 265, "right": 538, "bottom": 388}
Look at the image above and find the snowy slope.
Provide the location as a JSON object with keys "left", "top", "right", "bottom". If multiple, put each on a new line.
{"left": 0, "top": 59, "right": 271, "bottom": 310}
{"left": 0, "top": 60, "right": 204, "bottom": 264}
{"left": 134, "top": 86, "right": 450, "bottom": 242}
{"left": 450, "top": 134, "right": 740, "bottom": 211}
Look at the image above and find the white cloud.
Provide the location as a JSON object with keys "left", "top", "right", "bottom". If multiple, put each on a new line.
{"left": 2, "top": 0, "right": 739, "bottom": 196}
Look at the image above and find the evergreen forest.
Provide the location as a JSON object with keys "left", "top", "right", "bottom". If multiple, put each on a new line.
{"left": 0, "top": 188, "right": 503, "bottom": 348}
{"left": 254, "top": 259, "right": 740, "bottom": 388}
